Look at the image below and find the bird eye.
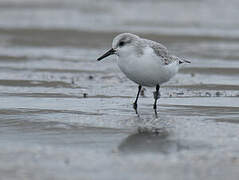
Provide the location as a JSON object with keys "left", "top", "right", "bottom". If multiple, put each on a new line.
{"left": 119, "top": 41, "right": 125, "bottom": 47}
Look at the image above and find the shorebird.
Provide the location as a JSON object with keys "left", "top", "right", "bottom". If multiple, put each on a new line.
{"left": 97, "top": 33, "right": 190, "bottom": 115}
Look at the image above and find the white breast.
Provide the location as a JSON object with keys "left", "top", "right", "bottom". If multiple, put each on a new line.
{"left": 117, "top": 47, "right": 179, "bottom": 87}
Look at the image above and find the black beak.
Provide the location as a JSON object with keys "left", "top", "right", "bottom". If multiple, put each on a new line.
{"left": 97, "top": 48, "right": 116, "bottom": 61}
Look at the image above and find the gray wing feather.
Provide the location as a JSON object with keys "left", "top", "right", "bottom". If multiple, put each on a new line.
{"left": 142, "top": 39, "right": 168, "bottom": 57}
{"left": 142, "top": 39, "right": 174, "bottom": 64}
{"left": 142, "top": 39, "right": 190, "bottom": 65}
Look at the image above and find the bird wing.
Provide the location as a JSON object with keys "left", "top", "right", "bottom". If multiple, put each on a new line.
{"left": 143, "top": 39, "right": 190, "bottom": 65}
{"left": 142, "top": 39, "right": 168, "bottom": 56}
{"left": 142, "top": 39, "right": 171, "bottom": 65}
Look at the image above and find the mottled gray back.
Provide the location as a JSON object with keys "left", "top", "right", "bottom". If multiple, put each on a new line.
{"left": 142, "top": 38, "right": 186, "bottom": 65}
{"left": 142, "top": 38, "right": 168, "bottom": 57}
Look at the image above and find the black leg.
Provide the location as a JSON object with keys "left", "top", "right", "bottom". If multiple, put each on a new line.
{"left": 153, "top": 85, "right": 160, "bottom": 115}
{"left": 133, "top": 85, "right": 142, "bottom": 114}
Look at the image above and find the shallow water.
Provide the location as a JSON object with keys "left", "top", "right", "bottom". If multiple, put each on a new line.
{"left": 0, "top": 0, "right": 239, "bottom": 179}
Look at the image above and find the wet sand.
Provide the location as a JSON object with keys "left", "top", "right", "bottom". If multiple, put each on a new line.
{"left": 0, "top": 0, "right": 239, "bottom": 179}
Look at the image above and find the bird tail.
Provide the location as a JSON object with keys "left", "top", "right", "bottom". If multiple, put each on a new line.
{"left": 179, "top": 58, "right": 191, "bottom": 64}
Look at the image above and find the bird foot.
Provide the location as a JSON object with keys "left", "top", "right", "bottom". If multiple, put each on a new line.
{"left": 154, "top": 109, "right": 158, "bottom": 118}
{"left": 153, "top": 104, "right": 156, "bottom": 110}
{"left": 153, "top": 91, "right": 160, "bottom": 100}
{"left": 133, "top": 102, "right": 138, "bottom": 114}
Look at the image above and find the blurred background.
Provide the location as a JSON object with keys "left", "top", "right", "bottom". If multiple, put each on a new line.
{"left": 0, "top": 0, "right": 239, "bottom": 179}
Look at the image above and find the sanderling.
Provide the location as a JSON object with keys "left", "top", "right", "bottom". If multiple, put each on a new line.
{"left": 97, "top": 33, "right": 190, "bottom": 115}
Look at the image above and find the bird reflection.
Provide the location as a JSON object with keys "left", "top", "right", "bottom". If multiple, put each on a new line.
{"left": 118, "top": 128, "right": 188, "bottom": 154}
